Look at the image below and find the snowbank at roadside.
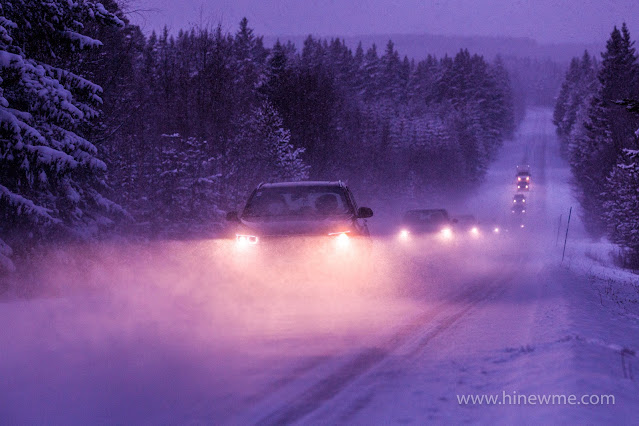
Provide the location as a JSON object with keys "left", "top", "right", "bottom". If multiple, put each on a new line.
{"left": 562, "top": 238, "right": 638, "bottom": 286}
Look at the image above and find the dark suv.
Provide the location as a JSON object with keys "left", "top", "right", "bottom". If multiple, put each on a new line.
{"left": 226, "top": 181, "right": 373, "bottom": 246}
{"left": 398, "top": 209, "right": 454, "bottom": 240}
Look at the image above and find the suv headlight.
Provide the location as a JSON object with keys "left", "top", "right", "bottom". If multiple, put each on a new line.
{"left": 328, "top": 231, "right": 350, "bottom": 247}
{"left": 440, "top": 227, "right": 453, "bottom": 239}
{"left": 236, "top": 234, "right": 259, "bottom": 245}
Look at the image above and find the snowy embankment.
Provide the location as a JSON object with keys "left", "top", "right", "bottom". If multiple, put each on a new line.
{"left": 563, "top": 239, "right": 638, "bottom": 284}
{"left": 562, "top": 238, "right": 639, "bottom": 322}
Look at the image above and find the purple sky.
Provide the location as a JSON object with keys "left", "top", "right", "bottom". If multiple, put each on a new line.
{"left": 127, "top": 0, "right": 639, "bottom": 44}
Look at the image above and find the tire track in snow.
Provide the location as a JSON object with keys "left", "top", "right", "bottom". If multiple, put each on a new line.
{"left": 254, "top": 268, "right": 518, "bottom": 426}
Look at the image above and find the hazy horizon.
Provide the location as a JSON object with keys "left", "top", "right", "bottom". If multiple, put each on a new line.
{"left": 127, "top": 0, "right": 638, "bottom": 45}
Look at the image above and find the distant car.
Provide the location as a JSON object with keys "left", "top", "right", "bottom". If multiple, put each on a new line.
{"left": 516, "top": 165, "right": 531, "bottom": 191}
{"left": 513, "top": 194, "right": 526, "bottom": 205}
{"left": 488, "top": 222, "right": 504, "bottom": 235}
{"left": 398, "top": 209, "right": 454, "bottom": 240}
{"left": 511, "top": 204, "right": 526, "bottom": 215}
{"left": 453, "top": 214, "right": 481, "bottom": 238}
{"left": 225, "top": 181, "right": 373, "bottom": 248}
{"left": 517, "top": 179, "right": 530, "bottom": 191}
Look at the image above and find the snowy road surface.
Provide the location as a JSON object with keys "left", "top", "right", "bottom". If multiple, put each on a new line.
{"left": 1, "top": 108, "right": 638, "bottom": 424}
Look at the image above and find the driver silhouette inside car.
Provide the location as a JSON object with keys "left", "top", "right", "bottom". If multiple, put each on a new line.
{"left": 264, "top": 194, "right": 288, "bottom": 216}
{"left": 315, "top": 193, "right": 340, "bottom": 216}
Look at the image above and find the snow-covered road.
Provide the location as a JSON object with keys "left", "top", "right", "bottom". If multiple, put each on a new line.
{"left": 1, "top": 108, "right": 638, "bottom": 424}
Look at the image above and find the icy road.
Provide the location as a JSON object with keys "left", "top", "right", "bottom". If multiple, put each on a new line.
{"left": 1, "top": 108, "right": 638, "bottom": 424}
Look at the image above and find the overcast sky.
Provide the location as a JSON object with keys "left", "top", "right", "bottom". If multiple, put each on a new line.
{"left": 127, "top": 0, "right": 639, "bottom": 44}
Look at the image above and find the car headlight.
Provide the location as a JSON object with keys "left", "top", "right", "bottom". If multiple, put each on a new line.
{"left": 493, "top": 227, "right": 500, "bottom": 233}
{"left": 440, "top": 227, "right": 453, "bottom": 239}
{"left": 399, "top": 229, "right": 410, "bottom": 240}
{"left": 236, "top": 234, "right": 259, "bottom": 245}
{"left": 328, "top": 231, "right": 351, "bottom": 247}
{"left": 470, "top": 227, "right": 479, "bottom": 236}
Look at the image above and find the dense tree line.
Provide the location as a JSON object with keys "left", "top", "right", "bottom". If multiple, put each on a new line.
{"left": 99, "top": 20, "right": 514, "bottom": 231}
{"left": 0, "top": 1, "right": 515, "bottom": 270}
{"left": 554, "top": 23, "right": 639, "bottom": 265}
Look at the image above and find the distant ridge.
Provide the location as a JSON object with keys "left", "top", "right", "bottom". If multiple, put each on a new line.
{"left": 263, "top": 33, "right": 602, "bottom": 63}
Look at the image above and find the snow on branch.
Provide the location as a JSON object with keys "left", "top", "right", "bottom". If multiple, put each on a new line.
{"left": 62, "top": 30, "right": 103, "bottom": 49}
{"left": 0, "top": 184, "right": 59, "bottom": 224}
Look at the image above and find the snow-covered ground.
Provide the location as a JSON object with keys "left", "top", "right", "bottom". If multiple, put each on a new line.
{"left": 1, "top": 107, "right": 638, "bottom": 424}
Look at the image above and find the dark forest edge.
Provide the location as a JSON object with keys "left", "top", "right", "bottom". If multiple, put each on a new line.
{"left": 0, "top": 0, "right": 518, "bottom": 274}
{"left": 554, "top": 23, "right": 639, "bottom": 268}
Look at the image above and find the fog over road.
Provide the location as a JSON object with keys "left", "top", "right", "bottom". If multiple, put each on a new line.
{"left": 1, "top": 108, "right": 637, "bottom": 424}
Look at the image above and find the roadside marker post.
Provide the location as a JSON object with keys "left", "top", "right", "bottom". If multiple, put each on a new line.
{"left": 561, "top": 207, "right": 572, "bottom": 263}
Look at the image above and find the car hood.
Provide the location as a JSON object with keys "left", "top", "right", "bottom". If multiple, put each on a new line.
{"left": 238, "top": 216, "right": 354, "bottom": 237}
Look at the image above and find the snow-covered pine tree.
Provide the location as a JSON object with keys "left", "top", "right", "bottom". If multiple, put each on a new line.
{"left": 226, "top": 101, "right": 308, "bottom": 204}
{"left": 260, "top": 39, "right": 294, "bottom": 118}
{"left": 232, "top": 18, "right": 266, "bottom": 118}
{"left": 0, "top": 0, "right": 125, "bottom": 271}
{"left": 553, "top": 52, "right": 599, "bottom": 158}
{"left": 602, "top": 98, "right": 639, "bottom": 265}
{"left": 360, "top": 44, "right": 380, "bottom": 100}
{"left": 570, "top": 24, "right": 638, "bottom": 237}
{"left": 491, "top": 56, "right": 516, "bottom": 140}
{"left": 603, "top": 148, "right": 639, "bottom": 265}
{"left": 554, "top": 57, "right": 581, "bottom": 137}
{"left": 380, "top": 40, "right": 403, "bottom": 101}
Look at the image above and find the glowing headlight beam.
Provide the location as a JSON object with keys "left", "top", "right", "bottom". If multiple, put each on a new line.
{"left": 440, "top": 227, "right": 453, "bottom": 240}
{"left": 330, "top": 232, "right": 350, "bottom": 248}
{"left": 236, "top": 234, "right": 259, "bottom": 245}
{"left": 328, "top": 231, "right": 351, "bottom": 236}
{"left": 399, "top": 229, "right": 410, "bottom": 240}
{"left": 328, "top": 231, "right": 351, "bottom": 246}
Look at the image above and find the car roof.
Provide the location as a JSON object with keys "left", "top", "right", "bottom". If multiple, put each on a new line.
{"left": 406, "top": 208, "right": 447, "bottom": 213}
{"left": 455, "top": 214, "right": 476, "bottom": 220}
{"left": 258, "top": 181, "right": 345, "bottom": 189}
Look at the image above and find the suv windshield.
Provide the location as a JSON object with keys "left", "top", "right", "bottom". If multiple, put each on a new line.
{"left": 243, "top": 186, "right": 353, "bottom": 218}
